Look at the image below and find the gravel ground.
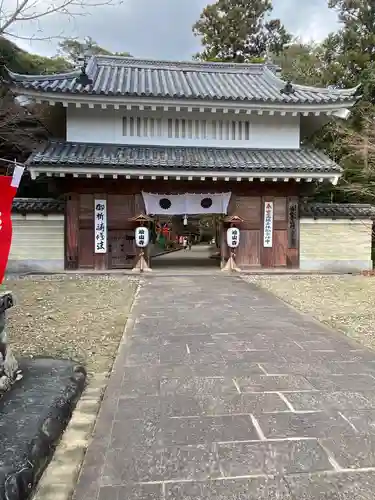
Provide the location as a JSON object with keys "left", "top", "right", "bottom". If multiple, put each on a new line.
{"left": 242, "top": 275, "right": 375, "bottom": 350}
{"left": 1, "top": 275, "right": 137, "bottom": 375}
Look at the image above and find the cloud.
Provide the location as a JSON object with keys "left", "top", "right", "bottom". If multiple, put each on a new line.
{"left": 273, "top": 0, "right": 339, "bottom": 42}
{"left": 7, "top": 0, "right": 339, "bottom": 60}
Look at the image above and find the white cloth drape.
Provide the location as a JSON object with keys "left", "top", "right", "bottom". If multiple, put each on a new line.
{"left": 142, "top": 192, "right": 232, "bottom": 215}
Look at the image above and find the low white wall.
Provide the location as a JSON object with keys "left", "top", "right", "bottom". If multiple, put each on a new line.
{"left": 300, "top": 218, "right": 373, "bottom": 272}
{"left": 7, "top": 214, "right": 65, "bottom": 273}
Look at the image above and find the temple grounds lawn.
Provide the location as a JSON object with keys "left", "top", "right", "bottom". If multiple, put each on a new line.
{"left": 3, "top": 275, "right": 137, "bottom": 375}
{"left": 243, "top": 275, "right": 375, "bottom": 350}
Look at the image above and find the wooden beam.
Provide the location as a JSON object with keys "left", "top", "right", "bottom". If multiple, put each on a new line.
{"left": 65, "top": 193, "right": 79, "bottom": 270}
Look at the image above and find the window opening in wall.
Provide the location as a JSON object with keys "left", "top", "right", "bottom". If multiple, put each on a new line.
{"left": 175, "top": 119, "right": 180, "bottom": 138}
{"left": 150, "top": 118, "right": 155, "bottom": 137}
{"left": 122, "top": 117, "right": 252, "bottom": 141}
{"left": 167, "top": 119, "right": 173, "bottom": 138}
{"left": 181, "top": 119, "right": 186, "bottom": 138}
{"left": 194, "top": 120, "right": 200, "bottom": 139}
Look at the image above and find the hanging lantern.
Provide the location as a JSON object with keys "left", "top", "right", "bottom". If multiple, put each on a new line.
{"left": 183, "top": 215, "right": 188, "bottom": 226}
{"left": 227, "top": 227, "right": 240, "bottom": 248}
{"left": 135, "top": 226, "right": 150, "bottom": 248}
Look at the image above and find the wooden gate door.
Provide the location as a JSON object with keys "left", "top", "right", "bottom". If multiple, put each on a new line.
{"left": 108, "top": 230, "right": 136, "bottom": 269}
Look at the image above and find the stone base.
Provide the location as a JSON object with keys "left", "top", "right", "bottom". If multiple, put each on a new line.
{"left": 221, "top": 256, "right": 241, "bottom": 272}
{"left": 132, "top": 255, "right": 153, "bottom": 272}
{"left": 6, "top": 259, "right": 64, "bottom": 273}
{"left": 300, "top": 259, "right": 373, "bottom": 272}
{"left": 0, "top": 359, "right": 86, "bottom": 500}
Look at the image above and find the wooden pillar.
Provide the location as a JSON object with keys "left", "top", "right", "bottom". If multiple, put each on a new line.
{"left": 287, "top": 198, "right": 300, "bottom": 268}
{"left": 220, "top": 221, "right": 225, "bottom": 269}
{"left": 134, "top": 193, "right": 147, "bottom": 264}
{"left": 65, "top": 193, "right": 79, "bottom": 270}
{"left": 228, "top": 195, "right": 261, "bottom": 269}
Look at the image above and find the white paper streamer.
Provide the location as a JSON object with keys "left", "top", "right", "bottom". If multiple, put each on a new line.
{"left": 10, "top": 165, "right": 25, "bottom": 188}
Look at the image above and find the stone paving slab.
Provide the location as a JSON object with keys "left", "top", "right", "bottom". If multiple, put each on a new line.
{"left": 285, "top": 471, "right": 375, "bottom": 499}
{"left": 73, "top": 276, "right": 375, "bottom": 500}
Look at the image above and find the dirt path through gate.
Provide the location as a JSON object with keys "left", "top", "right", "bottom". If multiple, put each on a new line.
{"left": 152, "top": 244, "right": 219, "bottom": 269}
{"left": 73, "top": 275, "right": 375, "bottom": 499}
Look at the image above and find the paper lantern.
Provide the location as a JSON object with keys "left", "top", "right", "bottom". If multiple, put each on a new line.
{"left": 226, "top": 227, "right": 240, "bottom": 248}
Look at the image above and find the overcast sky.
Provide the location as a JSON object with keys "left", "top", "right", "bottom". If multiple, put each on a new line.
{"left": 9, "top": 0, "right": 339, "bottom": 60}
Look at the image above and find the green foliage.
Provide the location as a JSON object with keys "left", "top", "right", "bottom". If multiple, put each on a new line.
{"left": 193, "top": 0, "right": 291, "bottom": 61}
{"left": 326, "top": 0, "right": 375, "bottom": 90}
{"left": 0, "top": 37, "right": 71, "bottom": 74}
{"left": 58, "top": 37, "right": 132, "bottom": 64}
{"left": 0, "top": 36, "right": 132, "bottom": 75}
{"left": 271, "top": 40, "right": 340, "bottom": 87}
{"left": 317, "top": 0, "right": 375, "bottom": 202}
{"left": 266, "top": 1, "right": 375, "bottom": 204}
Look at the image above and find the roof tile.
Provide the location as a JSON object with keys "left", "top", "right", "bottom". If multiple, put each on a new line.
{"left": 12, "top": 198, "right": 64, "bottom": 214}
{"left": 7, "top": 56, "right": 359, "bottom": 105}
{"left": 27, "top": 141, "right": 342, "bottom": 174}
{"left": 10, "top": 197, "right": 374, "bottom": 220}
{"left": 300, "top": 203, "right": 375, "bottom": 219}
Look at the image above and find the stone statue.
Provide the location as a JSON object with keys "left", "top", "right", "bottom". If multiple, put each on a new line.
{"left": 0, "top": 291, "right": 19, "bottom": 393}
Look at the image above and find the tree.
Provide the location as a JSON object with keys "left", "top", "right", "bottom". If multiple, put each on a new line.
{"left": 323, "top": 0, "right": 375, "bottom": 91}
{"left": 193, "top": 0, "right": 291, "bottom": 62}
{"left": 0, "top": 92, "right": 49, "bottom": 158}
{"left": 1, "top": 0, "right": 121, "bottom": 40}
{"left": 0, "top": 36, "right": 67, "bottom": 195}
{"left": 0, "top": 36, "right": 71, "bottom": 74}
{"left": 304, "top": 0, "right": 375, "bottom": 202}
{"left": 58, "top": 37, "right": 132, "bottom": 64}
{"left": 322, "top": 108, "right": 375, "bottom": 203}
{"left": 272, "top": 41, "right": 326, "bottom": 86}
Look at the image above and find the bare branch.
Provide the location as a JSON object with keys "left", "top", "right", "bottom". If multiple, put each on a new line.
{"left": 0, "top": 0, "right": 123, "bottom": 40}
{"left": 2, "top": 31, "right": 67, "bottom": 41}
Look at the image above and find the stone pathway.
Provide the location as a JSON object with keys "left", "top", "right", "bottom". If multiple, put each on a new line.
{"left": 73, "top": 275, "right": 375, "bottom": 499}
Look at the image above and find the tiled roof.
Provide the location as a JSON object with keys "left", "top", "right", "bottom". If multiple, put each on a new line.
{"left": 27, "top": 141, "right": 342, "bottom": 174}
{"left": 301, "top": 203, "right": 375, "bottom": 219}
{"left": 11, "top": 197, "right": 374, "bottom": 220}
{"left": 12, "top": 198, "right": 64, "bottom": 214}
{"left": 6, "top": 56, "right": 359, "bottom": 105}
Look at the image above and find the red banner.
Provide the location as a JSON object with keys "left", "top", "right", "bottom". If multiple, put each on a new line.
{"left": 0, "top": 167, "right": 24, "bottom": 285}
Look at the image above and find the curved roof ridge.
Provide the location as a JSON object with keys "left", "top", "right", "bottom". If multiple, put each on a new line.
{"left": 308, "top": 202, "right": 374, "bottom": 208}
{"left": 5, "top": 66, "right": 80, "bottom": 82}
{"left": 5, "top": 55, "right": 358, "bottom": 105}
{"left": 300, "top": 202, "right": 375, "bottom": 219}
{"left": 263, "top": 66, "right": 359, "bottom": 96}
{"left": 13, "top": 196, "right": 61, "bottom": 202}
{"left": 93, "top": 54, "right": 277, "bottom": 73}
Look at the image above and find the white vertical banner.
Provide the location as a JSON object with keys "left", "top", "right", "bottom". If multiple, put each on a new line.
{"left": 263, "top": 201, "right": 273, "bottom": 248}
{"left": 94, "top": 199, "right": 107, "bottom": 253}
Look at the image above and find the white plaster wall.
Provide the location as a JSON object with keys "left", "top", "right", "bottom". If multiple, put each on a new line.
{"left": 66, "top": 107, "right": 300, "bottom": 149}
{"left": 7, "top": 214, "right": 65, "bottom": 273}
{"left": 300, "top": 218, "right": 373, "bottom": 272}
